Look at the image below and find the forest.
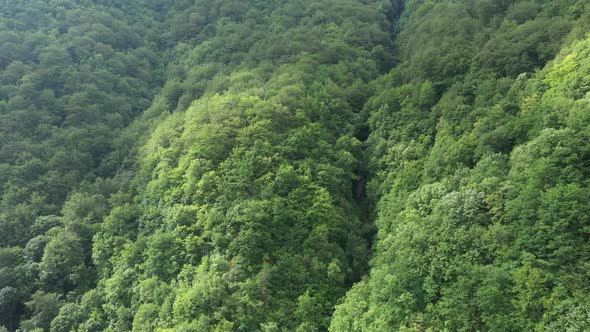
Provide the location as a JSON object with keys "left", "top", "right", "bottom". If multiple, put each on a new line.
{"left": 0, "top": 0, "right": 589, "bottom": 331}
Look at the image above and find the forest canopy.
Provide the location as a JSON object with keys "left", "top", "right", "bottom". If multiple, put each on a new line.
{"left": 1, "top": 0, "right": 590, "bottom": 331}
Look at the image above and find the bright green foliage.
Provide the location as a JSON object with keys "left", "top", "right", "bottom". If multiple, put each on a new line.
{"left": 85, "top": 1, "right": 391, "bottom": 328}
{"left": 331, "top": 1, "right": 590, "bottom": 331}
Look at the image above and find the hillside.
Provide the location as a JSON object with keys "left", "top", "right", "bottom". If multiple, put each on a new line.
{"left": 1, "top": 0, "right": 589, "bottom": 331}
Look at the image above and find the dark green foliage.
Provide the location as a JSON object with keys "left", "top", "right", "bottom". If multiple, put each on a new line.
{"left": 0, "top": 287, "right": 18, "bottom": 331}
{"left": 40, "top": 230, "right": 86, "bottom": 294}
{"left": 21, "top": 291, "right": 62, "bottom": 332}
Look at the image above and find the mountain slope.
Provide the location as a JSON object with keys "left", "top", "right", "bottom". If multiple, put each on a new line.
{"left": 332, "top": 1, "right": 590, "bottom": 331}
{"left": 29, "top": 1, "right": 395, "bottom": 331}
{"left": 1, "top": 0, "right": 590, "bottom": 331}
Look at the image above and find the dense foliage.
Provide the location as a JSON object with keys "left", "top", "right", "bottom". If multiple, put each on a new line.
{"left": 1, "top": 0, "right": 589, "bottom": 331}
{"left": 332, "top": 0, "right": 590, "bottom": 331}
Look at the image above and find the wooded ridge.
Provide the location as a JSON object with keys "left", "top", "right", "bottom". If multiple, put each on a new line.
{"left": 0, "top": 0, "right": 589, "bottom": 331}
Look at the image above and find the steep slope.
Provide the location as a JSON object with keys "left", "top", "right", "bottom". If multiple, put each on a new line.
{"left": 1, "top": 0, "right": 399, "bottom": 330}
{"left": 0, "top": 1, "right": 169, "bottom": 330}
{"left": 0, "top": 0, "right": 167, "bottom": 244}
{"left": 84, "top": 1, "right": 395, "bottom": 331}
{"left": 331, "top": 0, "right": 590, "bottom": 330}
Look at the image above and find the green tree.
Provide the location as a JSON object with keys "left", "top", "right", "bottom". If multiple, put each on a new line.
{"left": 22, "top": 291, "right": 62, "bottom": 331}
{"left": 0, "top": 287, "right": 18, "bottom": 331}
{"left": 50, "top": 303, "right": 86, "bottom": 332}
{"left": 40, "top": 231, "right": 85, "bottom": 293}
